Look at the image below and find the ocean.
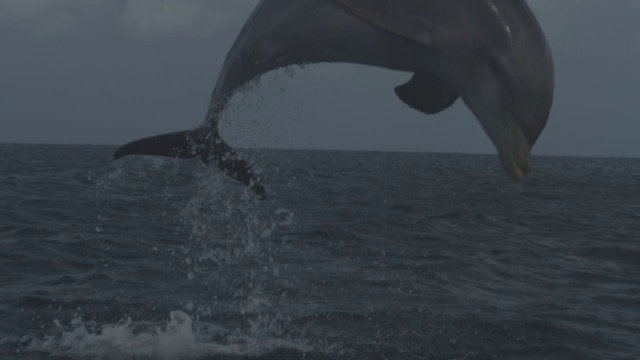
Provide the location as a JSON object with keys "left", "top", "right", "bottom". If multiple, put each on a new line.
{"left": 0, "top": 143, "right": 638, "bottom": 359}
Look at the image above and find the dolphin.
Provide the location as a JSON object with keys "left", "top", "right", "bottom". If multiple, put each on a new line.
{"left": 114, "top": 0, "right": 554, "bottom": 198}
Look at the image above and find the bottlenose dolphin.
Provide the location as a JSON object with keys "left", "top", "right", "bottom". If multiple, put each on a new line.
{"left": 114, "top": 0, "right": 554, "bottom": 198}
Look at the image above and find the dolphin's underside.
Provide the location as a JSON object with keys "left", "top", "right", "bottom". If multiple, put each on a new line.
{"left": 114, "top": 0, "right": 554, "bottom": 198}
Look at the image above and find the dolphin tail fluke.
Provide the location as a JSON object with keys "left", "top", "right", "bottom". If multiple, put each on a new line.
{"left": 204, "top": 139, "right": 268, "bottom": 199}
{"left": 113, "top": 129, "right": 267, "bottom": 199}
{"left": 113, "top": 130, "right": 204, "bottom": 160}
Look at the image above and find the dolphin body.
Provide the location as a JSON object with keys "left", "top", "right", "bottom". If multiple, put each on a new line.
{"left": 114, "top": 0, "right": 554, "bottom": 198}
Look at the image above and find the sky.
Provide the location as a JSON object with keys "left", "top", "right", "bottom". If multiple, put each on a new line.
{"left": 0, "top": 0, "right": 638, "bottom": 158}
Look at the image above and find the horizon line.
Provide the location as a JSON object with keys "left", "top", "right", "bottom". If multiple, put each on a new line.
{"left": 1, "top": 141, "right": 638, "bottom": 160}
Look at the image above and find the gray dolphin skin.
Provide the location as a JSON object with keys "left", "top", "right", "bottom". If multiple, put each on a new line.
{"left": 114, "top": 0, "right": 554, "bottom": 198}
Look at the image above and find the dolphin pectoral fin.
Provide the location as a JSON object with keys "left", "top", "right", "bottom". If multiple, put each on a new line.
{"left": 394, "top": 73, "right": 459, "bottom": 115}
{"left": 113, "top": 130, "right": 201, "bottom": 160}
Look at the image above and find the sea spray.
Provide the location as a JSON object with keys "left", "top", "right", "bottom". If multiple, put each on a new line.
{"left": 12, "top": 155, "right": 311, "bottom": 359}
{"left": 177, "top": 168, "right": 297, "bottom": 340}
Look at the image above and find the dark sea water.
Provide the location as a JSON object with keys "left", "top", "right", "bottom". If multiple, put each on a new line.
{"left": 0, "top": 143, "right": 638, "bottom": 359}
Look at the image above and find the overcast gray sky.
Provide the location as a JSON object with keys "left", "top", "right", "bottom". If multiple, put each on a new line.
{"left": 0, "top": 0, "right": 638, "bottom": 158}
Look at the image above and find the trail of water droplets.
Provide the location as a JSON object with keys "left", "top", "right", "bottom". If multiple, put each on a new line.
{"left": 12, "top": 158, "right": 310, "bottom": 359}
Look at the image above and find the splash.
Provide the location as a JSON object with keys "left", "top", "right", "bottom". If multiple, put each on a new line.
{"left": 68, "top": 149, "right": 307, "bottom": 359}
{"left": 20, "top": 310, "right": 311, "bottom": 359}
{"left": 176, "top": 169, "right": 297, "bottom": 338}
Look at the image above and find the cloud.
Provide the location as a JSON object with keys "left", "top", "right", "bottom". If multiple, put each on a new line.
{"left": 121, "top": 0, "right": 258, "bottom": 39}
{"left": 0, "top": 0, "right": 56, "bottom": 18}
{"left": 0, "top": 0, "right": 258, "bottom": 39}
{"left": 0, "top": 0, "right": 106, "bottom": 35}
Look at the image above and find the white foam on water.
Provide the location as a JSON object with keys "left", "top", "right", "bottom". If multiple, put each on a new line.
{"left": 23, "top": 310, "right": 311, "bottom": 359}
{"left": 68, "top": 149, "right": 313, "bottom": 359}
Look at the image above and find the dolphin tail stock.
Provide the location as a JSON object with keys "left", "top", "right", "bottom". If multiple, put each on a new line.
{"left": 113, "top": 128, "right": 267, "bottom": 199}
